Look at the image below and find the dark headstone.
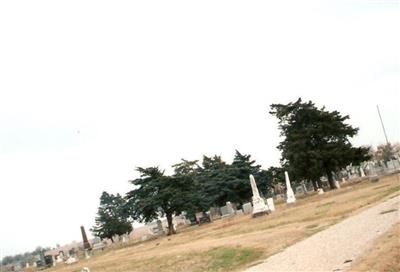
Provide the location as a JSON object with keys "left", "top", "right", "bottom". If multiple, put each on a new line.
{"left": 44, "top": 255, "right": 53, "bottom": 267}
{"left": 198, "top": 212, "right": 211, "bottom": 225}
{"left": 80, "top": 226, "right": 92, "bottom": 250}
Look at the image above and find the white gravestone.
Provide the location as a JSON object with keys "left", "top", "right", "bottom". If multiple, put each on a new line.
{"left": 242, "top": 202, "right": 253, "bottom": 214}
{"left": 226, "top": 202, "right": 235, "bottom": 215}
{"left": 65, "top": 257, "right": 78, "bottom": 265}
{"left": 84, "top": 250, "right": 91, "bottom": 260}
{"left": 317, "top": 188, "right": 324, "bottom": 195}
{"left": 285, "top": 171, "right": 296, "bottom": 204}
{"left": 249, "top": 174, "right": 269, "bottom": 216}
{"left": 266, "top": 198, "right": 275, "bottom": 211}
{"left": 360, "top": 167, "right": 366, "bottom": 177}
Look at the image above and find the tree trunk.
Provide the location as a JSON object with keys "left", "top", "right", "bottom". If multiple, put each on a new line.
{"left": 317, "top": 179, "right": 323, "bottom": 189}
{"left": 312, "top": 180, "right": 318, "bottom": 191}
{"left": 166, "top": 213, "right": 176, "bottom": 235}
{"left": 327, "top": 171, "right": 336, "bottom": 189}
{"left": 110, "top": 237, "right": 114, "bottom": 243}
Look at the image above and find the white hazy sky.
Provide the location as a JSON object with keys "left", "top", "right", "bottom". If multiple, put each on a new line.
{"left": 0, "top": 0, "right": 398, "bottom": 257}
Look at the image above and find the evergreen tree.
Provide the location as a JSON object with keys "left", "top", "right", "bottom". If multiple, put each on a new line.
{"left": 197, "top": 151, "right": 268, "bottom": 207}
{"left": 227, "top": 150, "right": 263, "bottom": 203}
{"left": 126, "top": 165, "right": 197, "bottom": 235}
{"left": 91, "top": 192, "right": 132, "bottom": 242}
{"left": 197, "top": 155, "right": 232, "bottom": 207}
{"left": 270, "top": 98, "right": 370, "bottom": 189}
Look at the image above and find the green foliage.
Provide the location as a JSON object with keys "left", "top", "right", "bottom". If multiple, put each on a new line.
{"left": 125, "top": 153, "right": 275, "bottom": 234}
{"left": 270, "top": 98, "right": 371, "bottom": 189}
{"left": 91, "top": 191, "right": 133, "bottom": 241}
{"left": 1, "top": 246, "right": 48, "bottom": 266}
{"left": 196, "top": 155, "right": 233, "bottom": 207}
{"left": 196, "top": 151, "right": 273, "bottom": 207}
{"left": 206, "top": 247, "right": 264, "bottom": 271}
{"left": 126, "top": 165, "right": 198, "bottom": 235}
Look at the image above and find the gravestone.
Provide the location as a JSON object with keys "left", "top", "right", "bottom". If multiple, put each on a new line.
{"left": 209, "top": 207, "right": 221, "bottom": 220}
{"left": 112, "top": 234, "right": 120, "bottom": 242}
{"left": 68, "top": 248, "right": 77, "bottom": 258}
{"left": 80, "top": 226, "right": 92, "bottom": 250}
{"left": 84, "top": 250, "right": 90, "bottom": 260}
{"left": 317, "top": 188, "right": 324, "bottom": 195}
{"left": 285, "top": 171, "right": 296, "bottom": 204}
{"left": 65, "top": 257, "right": 78, "bottom": 265}
{"left": 56, "top": 255, "right": 63, "bottom": 263}
{"left": 295, "top": 186, "right": 305, "bottom": 195}
{"left": 59, "top": 251, "right": 65, "bottom": 259}
{"left": 266, "top": 198, "right": 275, "bottom": 211}
{"left": 249, "top": 174, "right": 269, "bottom": 217}
{"left": 92, "top": 242, "right": 105, "bottom": 251}
{"left": 153, "top": 220, "right": 165, "bottom": 235}
{"left": 226, "top": 201, "right": 236, "bottom": 215}
{"left": 195, "top": 212, "right": 204, "bottom": 222}
{"left": 93, "top": 237, "right": 101, "bottom": 244}
{"left": 236, "top": 209, "right": 244, "bottom": 215}
{"left": 220, "top": 205, "right": 229, "bottom": 216}
{"left": 360, "top": 167, "right": 366, "bottom": 177}
{"left": 198, "top": 212, "right": 212, "bottom": 225}
{"left": 370, "top": 175, "right": 379, "bottom": 182}
{"left": 242, "top": 202, "right": 253, "bottom": 214}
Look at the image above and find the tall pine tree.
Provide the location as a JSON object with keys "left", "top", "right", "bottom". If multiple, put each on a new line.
{"left": 270, "top": 98, "right": 370, "bottom": 189}
{"left": 91, "top": 192, "right": 133, "bottom": 242}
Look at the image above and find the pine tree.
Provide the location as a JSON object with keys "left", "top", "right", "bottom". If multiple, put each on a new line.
{"left": 270, "top": 98, "right": 370, "bottom": 189}
{"left": 91, "top": 192, "right": 132, "bottom": 242}
{"left": 126, "top": 165, "right": 198, "bottom": 235}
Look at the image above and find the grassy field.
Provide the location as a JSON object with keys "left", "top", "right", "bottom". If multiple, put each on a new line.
{"left": 41, "top": 174, "right": 399, "bottom": 272}
{"left": 350, "top": 222, "right": 400, "bottom": 272}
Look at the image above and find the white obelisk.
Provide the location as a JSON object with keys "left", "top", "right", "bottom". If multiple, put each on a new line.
{"left": 285, "top": 171, "right": 296, "bottom": 204}
{"left": 249, "top": 174, "right": 269, "bottom": 217}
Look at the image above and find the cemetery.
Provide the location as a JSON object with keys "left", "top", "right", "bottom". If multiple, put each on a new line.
{"left": 5, "top": 98, "right": 399, "bottom": 271}
{"left": 20, "top": 167, "right": 399, "bottom": 272}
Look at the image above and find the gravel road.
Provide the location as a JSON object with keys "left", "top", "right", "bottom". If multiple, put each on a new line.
{"left": 244, "top": 195, "right": 400, "bottom": 272}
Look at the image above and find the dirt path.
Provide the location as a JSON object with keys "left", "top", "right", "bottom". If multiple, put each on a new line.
{"left": 244, "top": 195, "right": 400, "bottom": 272}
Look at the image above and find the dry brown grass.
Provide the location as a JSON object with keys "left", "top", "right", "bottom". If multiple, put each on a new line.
{"left": 43, "top": 174, "right": 400, "bottom": 272}
{"left": 350, "top": 223, "right": 400, "bottom": 272}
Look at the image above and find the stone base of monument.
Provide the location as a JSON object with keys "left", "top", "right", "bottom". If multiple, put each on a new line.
{"left": 251, "top": 197, "right": 270, "bottom": 218}
{"left": 369, "top": 175, "right": 379, "bottom": 182}
{"left": 252, "top": 210, "right": 269, "bottom": 218}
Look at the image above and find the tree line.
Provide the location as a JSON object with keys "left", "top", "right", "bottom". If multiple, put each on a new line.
{"left": 91, "top": 98, "right": 371, "bottom": 239}
{"left": 1, "top": 246, "right": 50, "bottom": 267}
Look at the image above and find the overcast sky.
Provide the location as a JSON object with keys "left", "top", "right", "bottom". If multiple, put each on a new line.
{"left": 0, "top": 0, "right": 398, "bottom": 257}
